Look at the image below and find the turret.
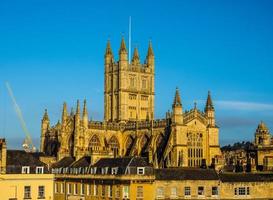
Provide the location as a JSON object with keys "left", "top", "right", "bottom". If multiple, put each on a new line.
{"left": 132, "top": 47, "right": 140, "bottom": 65}
{"left": 146, "top": 41, "right": 154, "bottom": 69}
{"left": 205, "top": 91, "right": 215, "bottom": 127}
{"left": 105, "top": 40, "right": 114, "bottom": 70}
{"left": 255, "top": 121, "right": 271, "bottom": 146}
{"left": 172, "top": 88, "right": 183, "bottom": 124}
{"left": 75, "top": 100, "right": 81, "bottom": 124}
{"left": 41, "top": 109, "right": 50, "bottom": 152}
{"left": 83, "top": 99, "right": 88, "bottom": 128}
{"left": 62, "top": 102, "right": 68, "bottom": 124}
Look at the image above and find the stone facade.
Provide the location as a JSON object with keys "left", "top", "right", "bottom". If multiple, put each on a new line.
{"left": 40, "top": 39, "right": 221, "bottom": 168}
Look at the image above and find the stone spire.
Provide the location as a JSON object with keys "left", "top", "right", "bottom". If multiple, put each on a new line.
{"left": 132, "top": 47, "right": 140, "bottom": 64}
{"left": 205, "top": 91, "right": 214, "bottom": 112}
{"left": 105, "top": 40, "right": 113, "bottom": 57}
{"left": 42, "top": 109, "right": 49, "bottom": 122}
{"left": 83, "top": 99, "right": 88, "bottom": 128}
{"left": 119, "top": 37, "right": 127, "bottom": 54}
{"left": 62, "top": 102, "right": 68, "bottom": 123}
{"left": 76, "top": 100, "right": 80, "bottom": 115}
{"left": 172, "top": 87, "right": 182, "bottom": 108}
{"left": 147, "top": 41, "right": 154, "bottom": 57}
{"left": 83, "top": 99, "right": 88, "bottom": 117}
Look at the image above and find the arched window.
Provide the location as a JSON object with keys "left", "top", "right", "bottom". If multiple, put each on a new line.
{"left": 187, "top": 133, "right": 203, "bottom": 167}
{"left": 89, "top": 135, "right": 101, "bottom": 151}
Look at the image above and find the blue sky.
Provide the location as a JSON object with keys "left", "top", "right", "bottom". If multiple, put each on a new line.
{"left": 0, "top": 0, "right": 273, "bottom": 149}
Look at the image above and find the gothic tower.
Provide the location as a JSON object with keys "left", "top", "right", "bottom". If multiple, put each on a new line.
{"left": 104, "top": 38, "right": 155, "bottom": 122}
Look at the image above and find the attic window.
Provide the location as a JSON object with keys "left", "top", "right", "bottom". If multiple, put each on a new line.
{"left": 111, "top": 167, "right": 118, "bottom": 175}
{"left": 22, "top": 166, "right": 30, "bottom": 174}
{"left": 137, "top": 167, "right": 145, "bottom": 175}
{"left": 36, "top": 166, "right": 44, "bottom": 174}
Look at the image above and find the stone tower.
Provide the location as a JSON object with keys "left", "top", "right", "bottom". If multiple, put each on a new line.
{"left": 104, "top": 38, "right": 155, "bottom": 122}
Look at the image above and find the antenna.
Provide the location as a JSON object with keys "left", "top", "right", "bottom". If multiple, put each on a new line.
{"left": 129, "top": 16, "right": 131, "bottom": 64}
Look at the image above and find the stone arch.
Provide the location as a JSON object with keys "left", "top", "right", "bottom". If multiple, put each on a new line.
{"left": 88, "top": 134, "right": 101, "bottom": 151}
{"left": 108, "top": 135, "right": 120, "bottom": 157}
{"left": 139, "top": 134, "right": 150, "bottom": 156}
{"left": 124, "top": 135, "right": 134, "bottom": 156}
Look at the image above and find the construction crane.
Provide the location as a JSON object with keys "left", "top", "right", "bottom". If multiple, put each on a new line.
{"left": 5, "top": 82, "right": 36, "bottom": 152}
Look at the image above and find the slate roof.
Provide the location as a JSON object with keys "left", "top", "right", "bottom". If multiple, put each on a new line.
{"left": 51, "top": 156, "right": 75, "bottom": 168}
{"left": 6, "top": 150, "right": 48, "bottom": 174}
{"left": 93, "top": 157, "right": 150, "bottom": 168}
{"left": 155, "top": 168, "right": 219, "bottom": 180}
{"left": 70, "top": 156, "right": 91, "bottom": 168}
{"left": 219, "top": 173, "right": 273, "bottom": 182}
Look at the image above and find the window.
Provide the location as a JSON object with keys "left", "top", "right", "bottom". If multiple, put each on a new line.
{"left": 94, "top": 184, "right": 98, "bottom": 196}
{"left": 142, "top": 79, "right": 147, "bottom": 89}
{"left": 108, "top": 185, "right": 113, "bottom": 198}
{"left": 156, "top": 187, "right": 164, "bottom": 198}
{"left": 36, "top": 166, "right": 44, "bottom": 174}
{"left": 136, "top": 186, "right": 143, "bottom": 199}
{"left": 102, "top": 185, "right": 106, "bottom": 197}
{"left": 246, "top": 187, "right": 250, "bottom": 195}
{"left": 68, "top": 183, "right": 72, "bottom": 194}
{"left": 22, "top": 166, "right": 30, "bottom": 174}
{"left": 171, "top": 187, "right": 177, "bottom": 198}
{"left": 60, "top": 183, "right": 64, "bottom": 194}
{"left": 80, "top": 184, "right": 85, "bottom": 195}
{"left": 238, "top": 187, "right": 246, "bottom": 195}
{"left": 74, "top": 184, "right": 78, "bottom": 195}
{"left": 137, "top": 167, "right": 145, "bottom": 175}
{"left": 86, "top": 184, "right": 90, "bottom": 195}
{"left": 55, "top": 183, "right": 59, "bottom": 193}
{"left": 123, "top": 185, "right": 129, "bottom": 199}
{"left": 111, "top": 167, "right": 118, "bottom": 175}
{"left": 24, "top": 186, "right": 31, "bottom": 199}
{"left": 38, "top": 186, "right": 45, "bottom": 199}
{"left": 198, "top": 186, "right": 204, "bottom": 196}
{"left": 184, "top": 186, "right": 191, "bottom": 196}
{"left": 130, "top": 77, "right": 135, "bottom": 87}
{"left": 212, "top": 186, "right": 218, "bottom": 196}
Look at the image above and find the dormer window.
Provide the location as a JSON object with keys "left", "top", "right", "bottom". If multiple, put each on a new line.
{"left": 111, "top": 167, "right": 118, "bottom": 175}
{"left": 137, "top": 167, "right": 145, "bottom": 175}
{"left": 22, "top": 166, "right": 30, "bottom": 174}
{"left": 102, "top": 167, "right": 108, "bottom": 174}
{"left": 36, "top": 166, "right": 44, "bottom": 174}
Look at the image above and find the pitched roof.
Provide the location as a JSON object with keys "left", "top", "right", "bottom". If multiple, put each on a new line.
{"left": 51, "top": 156, "right": 75, "bottom": 168}
{"left": 6, "top": 150, "right": 48, "bottom": 174}
{"left": 219, "top": 173, "right": 273, "bottom": 182}
{"left": 70, "top": 156, "right": 91, "bottom": 168}
{"left": 93, "top": 157, "right": 149, "bottom": 168}
{"left": 7, "top": 150, "right": 46, "bottom": 167}
{"left": 155, "top": 168, "right": 219, "bottom": 180}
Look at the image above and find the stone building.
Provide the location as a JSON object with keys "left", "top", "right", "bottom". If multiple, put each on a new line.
{"left": 52, "top": 156, "right": 273, "bottom": 200}
{"left": 40, "top": 38, "right": 221, "bottom": 168}
{"left": 0, "top": 138, "right": 54, "bottom": 200}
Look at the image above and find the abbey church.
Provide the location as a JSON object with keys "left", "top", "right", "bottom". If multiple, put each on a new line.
{"left": 40, "top": 38, "right": 221, "bottom": 168}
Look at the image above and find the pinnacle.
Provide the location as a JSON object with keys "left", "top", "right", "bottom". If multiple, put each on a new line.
{"left": 147, "top": 40, "right": 154, "bottom": 57}
{"left": 119, "top": 37, "right": 127, "bottom": 54}
{"left": 132, "top": 47, "right": 140, "bottom": 63}
{"left": 105, "top": 40, "right": 113, "bottom": 56}
{"left": 173, "top": 88, "right": 182, "bottom": 107}
{"left": 205, "top": 91, "right": 214, "bottom": 112}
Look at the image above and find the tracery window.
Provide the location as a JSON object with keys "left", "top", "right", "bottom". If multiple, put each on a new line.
{"left": 89, "top": 135, "right": 101, "bottom": 151}
{"left": 187, "top": 132, "right": 203, "bottom": 167}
